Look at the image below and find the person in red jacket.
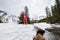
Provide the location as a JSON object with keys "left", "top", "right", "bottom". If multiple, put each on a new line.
{"left": 23, "top": 13, "right": 28, "bottom": 24}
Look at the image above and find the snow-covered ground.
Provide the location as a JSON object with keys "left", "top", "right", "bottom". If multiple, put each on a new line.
{"left": 0, "top": 23, "right": 52, "bottom": 40}
{"left": 34, "top": 23, "right": 51, "bottom": 30}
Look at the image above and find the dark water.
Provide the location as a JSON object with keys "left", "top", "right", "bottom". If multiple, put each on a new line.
{"left": 44, "top": 31, "right": 60, "bottom": 40}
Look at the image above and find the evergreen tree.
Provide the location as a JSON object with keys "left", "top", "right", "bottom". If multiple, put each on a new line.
{"left": 55, "top": 0, "right": 60, "bottom": 23}
{"left": 51, "top": 0, "right": 60, "bottom": 23}
{"left": 45, "top": 7, "right": 52, "bottom": 23}
{"left": 42, "top": 0, "right": 60, "bottom": 24}
{"left": 51, "top": 5, "right": 58, "bottom": 23}
{"left": 56, "top": 0, "right": 60, "bottom": 16}
{"left": 19, "top": 11, "right": 24, "bottom": 24}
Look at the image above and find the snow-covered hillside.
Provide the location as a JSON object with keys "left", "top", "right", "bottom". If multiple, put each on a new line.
{"left": 0, "top": 10, "right": 19, "bottom": 23}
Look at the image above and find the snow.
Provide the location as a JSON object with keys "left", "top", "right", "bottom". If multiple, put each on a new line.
{"left": 0, "top": 23, "right": 51, "bottom": 40}
{"left": 0, "top": 23, "right": 36, "bottom": 40}
{"left": 34, "top": 23, "right": 51, "bottom": 30}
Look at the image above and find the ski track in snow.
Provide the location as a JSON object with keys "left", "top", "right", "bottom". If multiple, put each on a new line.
{"left": 0, "top": 23, "right": 51, "bottom": 40}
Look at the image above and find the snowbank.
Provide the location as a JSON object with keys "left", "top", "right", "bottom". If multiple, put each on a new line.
{"left": 34, "top": 23, "right": 52, "bottom": 30}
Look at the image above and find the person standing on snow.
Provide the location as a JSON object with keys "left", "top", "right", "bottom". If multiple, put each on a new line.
{"left": 23, "top": 13, "right": 28, "bottom": 24}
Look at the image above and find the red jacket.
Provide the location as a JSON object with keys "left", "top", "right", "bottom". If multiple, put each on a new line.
{"left": 23, "top": 14, "right": 28, "bottom": 24}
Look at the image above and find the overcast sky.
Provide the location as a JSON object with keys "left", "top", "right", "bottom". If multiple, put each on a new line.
{"left": 0, "top": 0, "right": 55, "bottom": 19}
